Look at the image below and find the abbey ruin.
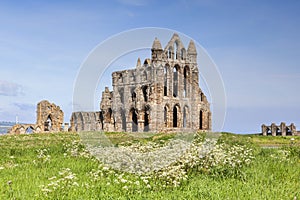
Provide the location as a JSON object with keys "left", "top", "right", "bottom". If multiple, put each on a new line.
{"left": 262, "top": 122, "right": 297, "bottom": 136}
{"left": 70, "top": 34, "right": 211, "bottom": 132}
{"left": 9, "top": 100, "right": 65, "bottom": 134}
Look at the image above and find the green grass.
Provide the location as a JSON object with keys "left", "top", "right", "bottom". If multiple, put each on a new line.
{"left": 222, "top": 132, "right": 300, "bottom": 147}
{"left": 0, "top": 132, "right": 299, "bottom": 199}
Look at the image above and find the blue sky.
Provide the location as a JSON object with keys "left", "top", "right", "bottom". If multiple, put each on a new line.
{"left": 0, "top": 0, "right": 300, "bottom": 133}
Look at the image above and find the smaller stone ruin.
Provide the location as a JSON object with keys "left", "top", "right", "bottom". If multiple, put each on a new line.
{"left": 9, "top": 100, "right": 64, "bottom": 134}
{"left": 261, "top": 122, "right": 298, "bottom": 136}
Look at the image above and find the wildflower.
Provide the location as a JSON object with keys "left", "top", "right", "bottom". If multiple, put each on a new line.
{"left": 73, "top": 182, "right": 79, "bottom": 187}
{"left": 48, "top": 176, "right": 57, "bottom": 180}
{"left": 41, "top": 188, "right": 52, "bottom": 193}
{"left": 120, "top": 178, "right": 127, "bottom": 183}
{"left": 103, "top": 166, "right": 109, "bottom": 171}
{"left": 142, "top": 179, "right": 149, "bottom": 184}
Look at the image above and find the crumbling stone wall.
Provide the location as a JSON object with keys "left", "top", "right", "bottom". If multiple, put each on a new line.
{"left": 9, "top": 100, "right": 64, "bottom": 134}
{"left": 71, "top": 34, "right": 212, "bottom": 132}
{"left": 8, "top": 124, "right": 41, "bottom": 134}
{"left": 36, "top": 100, "right": 64, "bottom": 132}
{"left": 262, "top": 122, "right": 297, "bottom": 136}
{"left": 70, "top": 112, "right": 102, "bottom": 132}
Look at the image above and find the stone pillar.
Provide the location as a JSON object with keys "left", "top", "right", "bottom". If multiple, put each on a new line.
{"left": 271, "top": 123, "right": 277, "bottom": 136}
{"left": 262, "top": 124, "right": 267, "bottom": 136}
{"left": 280, "top": 122, "right": 286, "bottom": 136}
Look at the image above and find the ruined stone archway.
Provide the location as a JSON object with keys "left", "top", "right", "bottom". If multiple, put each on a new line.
{"left": 199, "top": 110, "right": 203, "bottom": 130}
{"left": 129, "top": 108, "right": 138, "bottom": 132}
{"left": 173, "top": 104, "right": 181, "bottom": 128}
{"left": 286, "top": 127, "right": 292, "bottom": 136}
{"left": 164, "top": 65, "right": 168, "bottom": 96}
{"left": 44, "top": 115, "right": 52, "bottom": 131}
{"left": 183, "top": 66, "right": 190, "bottom": 98}
{"left": 25, "top": 126, "right": 34, "bottom": 134}
{"left": 142, "top": 85, "right": 149, "bottom": 102}
{"left": 37, "top": 100, "right": 63, "bottom": 132}
{"left": 173, "top": 65, "right": 180, "bottom": 97}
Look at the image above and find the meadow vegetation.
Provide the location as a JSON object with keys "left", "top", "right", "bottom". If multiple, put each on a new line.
{"left": 0, "top": 132, "right": 299, "bottom": 199}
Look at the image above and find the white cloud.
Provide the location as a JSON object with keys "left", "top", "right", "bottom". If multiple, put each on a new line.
{"left": 0, "top": 80, "right": 23, "bottom": 96}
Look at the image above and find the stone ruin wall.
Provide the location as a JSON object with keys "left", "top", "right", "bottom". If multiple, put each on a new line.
{"left": 70, "top": 112, "right": 102, "bottom": 132}
{"left": 36, "top": 100, "right": 64, "bottom": 132}
{"left": 71, "top": 34, "right": 212, "bottom": 133}
{"left": 262, "top": 122, "right": 298, "bottom": 136}
{"left": 9, "top": 100, "right": 66, "bottom": 134}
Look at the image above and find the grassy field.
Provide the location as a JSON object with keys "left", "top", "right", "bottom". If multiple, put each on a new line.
{"left": 0, "top": 132, "right": 299, "bottom": 199}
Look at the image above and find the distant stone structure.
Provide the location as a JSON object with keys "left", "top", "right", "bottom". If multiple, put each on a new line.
{"left": 70, "top": 112, "right": 102, "bottom": 132}
{"left": 36, "top": 100, "right": 64, "bottom": 132}
{"left": 261, "top": 122, "right": 297, "bottom": 136}
{"left": 71, "top": 33, "right": 211, "bottom": 132}
{"left": 9, "top": 100, "right": 65, "bottom": 134}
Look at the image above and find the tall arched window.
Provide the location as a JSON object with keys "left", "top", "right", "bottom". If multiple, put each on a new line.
{"left": 107, "top": 108, "right": 112, "bottom": 122}
{"left": 173, "top": 106, "right": 178, "bottom": 128}
{"left": 199, "top": 110, "right": 203, "bottom": 130}
{"left": 131, "top": 87, "right": 136, "bottom": 102}
{"left": 173, "top": 66, "right": 179, "bottom": 97}
{"left": 168, "top": 46, "right": 172, "bottom": 59}
{"left": 180, "top": 48, "right": 185, "bottom": 60}
{"left": 144, "top": 105, "right": 150, "bottom": 132}
{"left": 164, "top": 66, "right": 168, "bottom": 96}
{"left": 174, "top": 41, "right": 178, "bottom": 60}
{"left": 130, "top": 108, "right": 138, "bottom": 132}
{"left": 142, "top": 85, "right": 148, "bottom": 102}
{"left": 45, "top": 115, "right": 52, "bottom": 131}
{"left": 173, "top": 104, "right": 180, "bottom": 128}
{"left": 184, "top": 66, "right": 189, "bottom": 97}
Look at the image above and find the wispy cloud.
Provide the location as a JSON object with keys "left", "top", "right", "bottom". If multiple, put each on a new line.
{"left": 0, "top": 80, "right": 23, "bottom": 96}
{"left": 13, "top": 103, "right": 35, "bottom": 111}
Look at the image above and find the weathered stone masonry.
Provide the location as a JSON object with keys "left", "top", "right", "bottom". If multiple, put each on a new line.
{"left": 262, "top": 122, "right": 297, "bottom": 136}
{"left": 71, "top": 34, "right": 212, "bottom": 132}
{"left": 9, "top": 100, "right": 64, "bottom": 134}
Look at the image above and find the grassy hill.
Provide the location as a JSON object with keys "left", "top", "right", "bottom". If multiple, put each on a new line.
{"left": 0, "top": 132, "right": 299, "bottom": 199}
